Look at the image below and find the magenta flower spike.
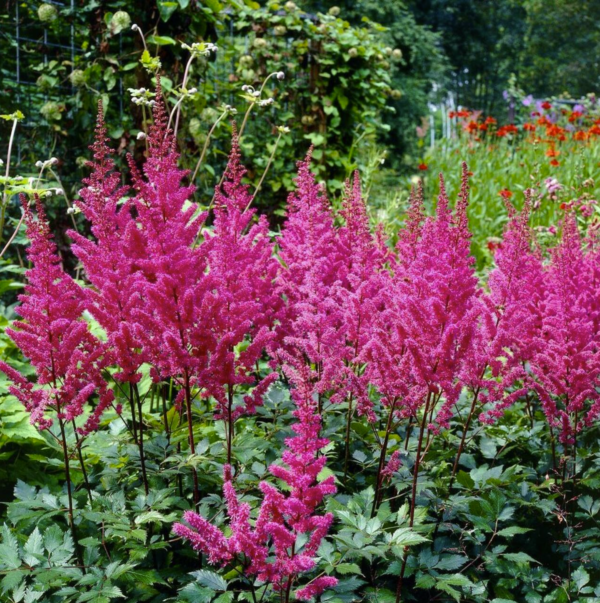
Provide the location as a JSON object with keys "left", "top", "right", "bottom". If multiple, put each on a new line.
{"left": 1, "top": 196, "right": 113, "bottom": 434}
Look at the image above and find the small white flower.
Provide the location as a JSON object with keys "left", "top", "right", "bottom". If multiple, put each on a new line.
{"left": 67, "top": 207, "right": 76, "bottom": 215}
{"left": 131, "top": 23, "right": 140, "bottom": 32}
{"left": 55, "top": 188, "right": 64, "bottom": 196}
{"left": 276, "top": 71, "right": 285, "bottom": 80}
{"left": 137, "top": 132, "right": 147, "bottom": 140}
{"left": 259, "top": 98, "right": 274, "bottom": 107}
{"left": 50, "top": 157, "right": 58, "bottom": 165}
{"left": 35, "top": 160, "right": 44, "bottom": 168}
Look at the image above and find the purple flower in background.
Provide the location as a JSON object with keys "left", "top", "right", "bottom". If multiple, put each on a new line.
{"left": 545, "top": 177, "right": 563, "bottom": 194}
{"left": 522, "top": 95, "right": 534, "bottom": 107}
{"left": 573, "top": 104, "right": 585, "bottom": 113}
{"left": 502, "top": 90, "right": 510, "bottom": 101}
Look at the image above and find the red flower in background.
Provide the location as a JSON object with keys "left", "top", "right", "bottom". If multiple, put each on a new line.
{"left": 418, "top": 163, "right": 428, "bottom": 171}
{"left": 499, "top": 189, "right": 513, "bottom": 199}
{"left": 541, "top": 101, "right": 552, "bottom": 110}
{"left": 550, "top": 159, "right": 560, "bottom": 166}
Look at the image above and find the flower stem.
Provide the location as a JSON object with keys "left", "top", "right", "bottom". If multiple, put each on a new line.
{"left": 184, "top": 371, "right": 200, "bottom": 508}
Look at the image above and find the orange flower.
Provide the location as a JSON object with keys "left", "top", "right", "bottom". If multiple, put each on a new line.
{"left": 484, "top": 116, "right": 497, "bottom": 125}
{"left": 466, "top": 120, "right": 479, "bottom": 133}
{"left": 498, "top": 189, "right": 513, "bottom": 199}
{"left": 523, "top": 123, "right": 536, "bottom": 131}
{"left": 573, "top": 131, "right": 587, "bottom": 141}
{"left": 545, "top": 148, "right": 560, "bottom": 158}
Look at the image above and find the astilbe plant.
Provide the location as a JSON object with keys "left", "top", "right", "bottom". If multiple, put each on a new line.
{"left": 69, "top": 103, "right": 145, "bottom": 386}
{"left": 364, "top": 166, "right": 480, "bottom": 522}
{"left": 68, "top": 104, "right": 154, "bottom": 491}
{"left": 173, "top": 374, "right": 337, "bottom": 602}
{"left": 201, "top": 135, "right": 279, "bottom": 463}
{"left": 0, "top": 195, "right": 113, "bottom": 545}
{"left": 332, "top": 173, "right": 390, "bottom": 476}
{"left": 529, "top": 214, "right": 600, "bottom": 452}
{"left": 274, "top": 152, "right": 345, "bottom": 412}
{"left": 477, "top": 198, "right": 546, "bottom": 427}
{"left": 446, "top": 197, "right": 545, "bottom": 483}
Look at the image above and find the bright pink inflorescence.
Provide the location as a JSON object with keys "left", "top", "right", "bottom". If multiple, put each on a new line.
{"left": 173, "top": 373, "right": 337, "bottom": 598}
{"left": 0, "top": 195, "right": 113, "bottom": 434}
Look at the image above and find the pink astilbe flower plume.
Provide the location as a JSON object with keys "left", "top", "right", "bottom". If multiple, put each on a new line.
{"left": 275, "top": 152, "right": 344, "bottom": 407}
{"left": 398, "top": 165, "right": 480, "bottom": 429}
{"left": 365, "top": 164, "right": 480, "bottom": 429}
{"left": 69, "top": 102, "right": 148, "bottom": 384}
{"left": 127, "top": 78, "right": 207, "bottom": 381}
{"left": 202, "top": 135, "right": 279, "bottom": 420}
{"left": 478, "top": 197, "right": 546, "bottom": 423}
{"left": 173, "top": 375, "right": 337, "bottom": 600}
{"left": 0, "top": 196, "right": 113, "bottom": 434}
{"left": 332, "top": 172, "right": 390, "bottom": 419}
{"left": 199, "top": 134, "right": 279, "bottom": 460}
{"left": 529, "top": 213, "right": 600, "bottom": 444}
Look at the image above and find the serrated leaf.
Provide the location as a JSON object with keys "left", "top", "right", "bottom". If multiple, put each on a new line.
{"left": 336, "top": 563, "right": 362, "bottom": 575}
{"left": 435, "top": 554, "right": 467, "bottom": 571}
{"left": 0, "top": 525, "right": 20, "bottom": 570}
{"left": 496, "top": 526, "right": 532, "bottom": 538}
{"left": 390, "top": 527, "right": 428, "bottom": 548}
{"left": 191, "top": 569, "right": 227, "bottom": 591}
{"left": 135, "top": 511, "right": 165, "bottom": 525}
{"left": 1, "top": 570, "right": 24, "bottom": 593}
{"left": 573, "top": 566, "right": 590, "bottom": 591}
{"left": 501, "top": 552, "right": 538, "bottom": 564}
{"left": 23, "top": 528, "right": 44, "bottom": 567}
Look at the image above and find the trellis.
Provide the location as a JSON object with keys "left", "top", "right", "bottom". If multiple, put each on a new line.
{"left": 0, "top": 1, "right": 78, "bottom": 166}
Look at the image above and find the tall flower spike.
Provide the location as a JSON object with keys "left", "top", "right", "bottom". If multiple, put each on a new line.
{"left": 367, "top": 168, "right": 480, "bottom": 428}
{"left": 332, "top": 172, "right": 390, "bottom": 418}
{"left": 529, "top": 213, "right": 600, "bottom": 443}
{"left": 127, "top": 78, "right": 207, "bottom": 380}
{"left": 275, "top": 152, "right": 345, "bottom": 404}
{"left": 478, "top": 196, "right": 545, "bottom": 423}
{"left": 69, "top": 103, "right": 147, "bottom": 383}
{"left": 173, "top": 374, "right": 337, "bottom": 599}
{"left": 1, "top": 196, "right": 112, "bottom": 433}
{"left": 200, "top": 136, "right": 278, "bottom": 452}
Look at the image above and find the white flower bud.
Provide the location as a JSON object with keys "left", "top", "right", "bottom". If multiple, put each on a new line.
{"left": 276, "top": 71, "right": 285, "bottom": 80}
{"left": 137, "top": 132, "right": 147, "bottom": 140}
